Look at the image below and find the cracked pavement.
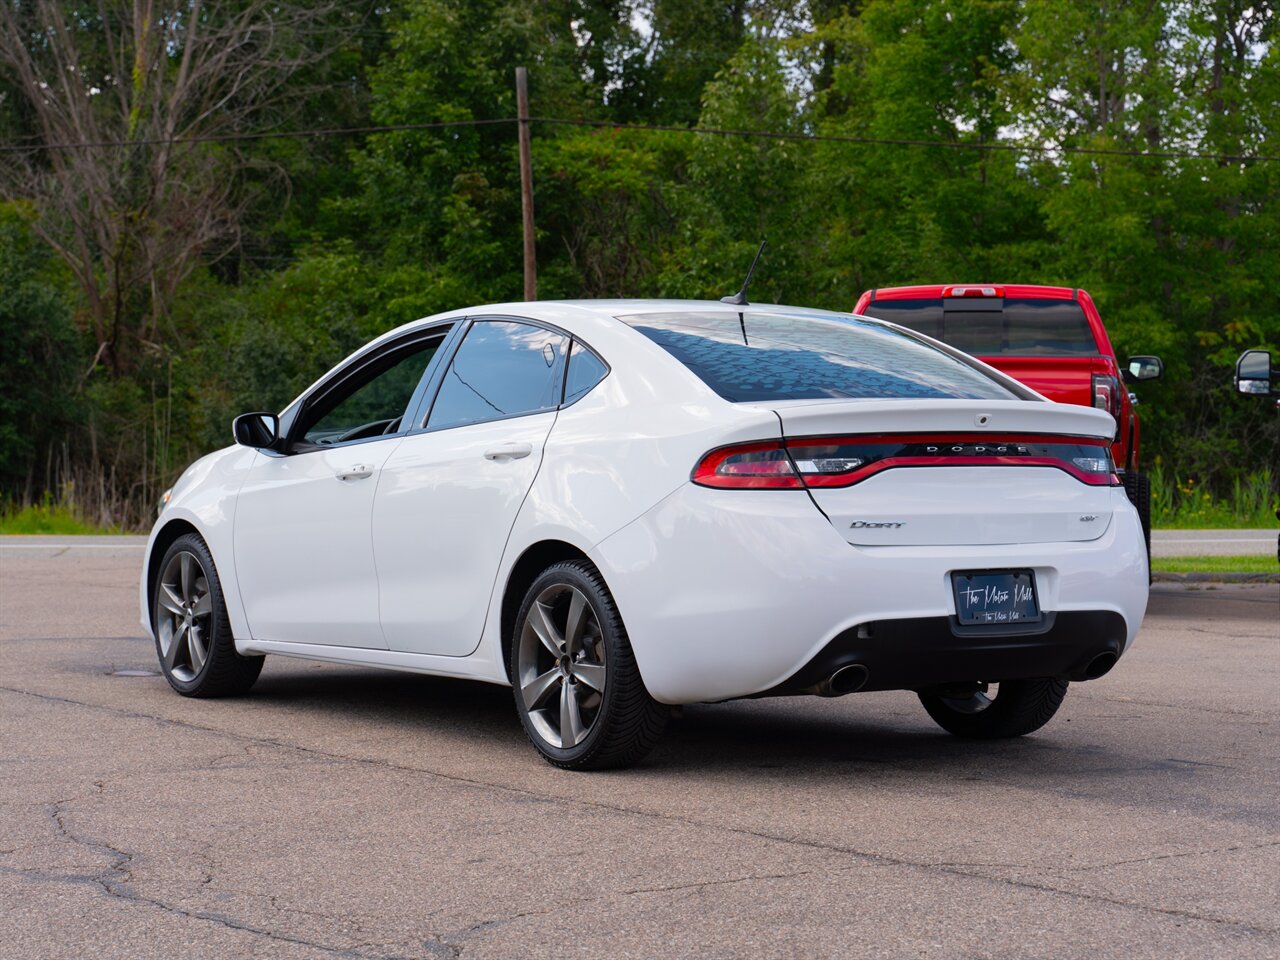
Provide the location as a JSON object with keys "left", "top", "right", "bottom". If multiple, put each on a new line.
{"left": 0, "top": 540, "right": 1277, "bottom": 958}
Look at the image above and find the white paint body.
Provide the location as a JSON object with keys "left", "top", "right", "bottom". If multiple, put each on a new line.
{"left": 140, "top": 300, "right": 1149, "bottom": 704}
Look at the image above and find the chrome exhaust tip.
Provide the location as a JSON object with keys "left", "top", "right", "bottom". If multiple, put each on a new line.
{"left": 813, "top": 663, "right": 869, "bottom": 697}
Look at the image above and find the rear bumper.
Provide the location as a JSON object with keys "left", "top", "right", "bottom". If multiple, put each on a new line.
{"left": 762, "top": 610, "right": 1127, "bottom": 696}
{"left": 593, "top": 483, "right": 1148, "bottom": 705}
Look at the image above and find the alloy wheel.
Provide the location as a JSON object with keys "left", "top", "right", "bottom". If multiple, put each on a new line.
{"left": 155, "top": 551, "right": 213, "bottom": 682}
{"left": 516, "top": 583, "right": 607, "bottom": 749}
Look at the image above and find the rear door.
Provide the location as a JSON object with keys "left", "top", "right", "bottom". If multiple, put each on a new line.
{"left": 373, "top": 318, "right": 568, "bottom": 657}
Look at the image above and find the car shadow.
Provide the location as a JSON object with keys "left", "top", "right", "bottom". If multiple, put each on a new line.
{"left": 657, "top": 698, "right": 1075, "bottom": 776}
{"left": 240, "top": 661, "right": 1265, "bottom": 825}
{"left": 251, "top": 664, "right": 516, "bottom": 731}
{"left": 247, "top": 663, "right": 1092, "bottom": 781}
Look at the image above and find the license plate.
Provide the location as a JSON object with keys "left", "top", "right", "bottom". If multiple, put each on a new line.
{"left": 951, "top": 570, "right": 1041, "bottom": 626}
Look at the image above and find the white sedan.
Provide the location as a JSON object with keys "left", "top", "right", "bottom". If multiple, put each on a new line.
{"left": 141, "top": 300, "right": 1148, "bottom": 769}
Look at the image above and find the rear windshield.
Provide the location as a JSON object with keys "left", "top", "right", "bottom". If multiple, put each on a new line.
{"left": 624, "top": 311, "right": 1017, "bottom": 402}
{"left": 861, "top": 298, "right": 1100, "bottom": 357}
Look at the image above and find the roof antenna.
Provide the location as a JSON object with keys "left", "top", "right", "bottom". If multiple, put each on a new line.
{"left": 720, "top": 240, "right": 767, "bottom": 306}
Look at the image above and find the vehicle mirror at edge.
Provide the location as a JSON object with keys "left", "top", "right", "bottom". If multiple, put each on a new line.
{"left": 233, "top": 411, "right": 280, "bottom": 449}
{"left": 1124, "top": 356, "right": 1164, "bottom": 383}
{"left": 1234, "top": 349, "right": 1273, "bottom": 396}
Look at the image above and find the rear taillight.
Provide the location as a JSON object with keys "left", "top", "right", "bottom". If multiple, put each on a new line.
{"left": 692, "top": 434, "right": 1121, "bottom": 489}
{"left": 1092, "top": 374, "right": 1121, "bottom": 419}
{"left": 691, "top": 442, "right": 802, "bottom": 489}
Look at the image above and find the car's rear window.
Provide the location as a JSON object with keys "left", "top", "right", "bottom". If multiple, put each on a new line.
{"left": 623, "top": 311, "right": 1017, "bottom": 402}
{"left": 861, "top": 298, "right": 1100, "bottom": 356}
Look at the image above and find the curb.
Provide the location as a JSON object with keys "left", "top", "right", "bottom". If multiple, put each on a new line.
{"left": 1153, "top": 572, "right": 1279, "bottom": 584}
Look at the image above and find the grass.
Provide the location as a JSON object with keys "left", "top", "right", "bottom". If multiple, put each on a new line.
{"left": 1150, "top": 466, "right": 1277, "bottom": 530}
{"left": 1152, "top": 554, "right": 1279, "bottom": 574}
{"left": 0, "top": 500, "right": 120, "bottom": 535}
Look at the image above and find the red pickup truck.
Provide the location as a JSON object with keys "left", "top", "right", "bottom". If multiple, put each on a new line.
{"left": 854, "top": 284, "right": 1163, "bottom": 557}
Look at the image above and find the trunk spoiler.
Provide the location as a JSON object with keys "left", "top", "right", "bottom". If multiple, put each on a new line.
{"left": 744, "top": 399, "right": 1117, "bottom": 441}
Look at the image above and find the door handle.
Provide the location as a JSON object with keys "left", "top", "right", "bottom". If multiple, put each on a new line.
{"left": 335, "top": 464, "right": 374, "bottom": 481}
{"left": 483, "top": 442, "right": 533, "bottom": 462}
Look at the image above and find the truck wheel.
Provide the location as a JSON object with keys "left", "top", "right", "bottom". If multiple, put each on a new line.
{"left": 1124, "top": 471, "right": 1153, "bottom": 578}
{"left": 919, "top": 679, "right": 1068, "bottom": 738}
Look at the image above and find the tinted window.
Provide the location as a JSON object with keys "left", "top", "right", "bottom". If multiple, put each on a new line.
{"left": 863, "top": 298, "right": 1099, "bottom": 356}
{"left": 859, "top": 298, "right": 946, "bottom": 339}
{"left": 301, "top": 338, "right": 442, "bottom": 445}
{"left": 625, "top": 311, "right": 1015, "bottom": 402}
{"left": 428, "top": 320, "right": 567, "bottom": 429}
{"left": 564, "top": 342, "right": 608, "bottom": 404}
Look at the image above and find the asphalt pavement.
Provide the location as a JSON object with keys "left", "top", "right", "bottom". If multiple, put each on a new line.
{"left": 0, "top": 540, "right": 1277, "bottom": 959}
{"left": 1151, "top": 529, "right": 1276, "bottom": 557}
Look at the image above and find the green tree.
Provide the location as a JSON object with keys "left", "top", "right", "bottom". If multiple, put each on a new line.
{"left": 0, "top": 205, "right": 80, "bottom": 496}
{"left": 656, "top": 34, "right": 805, "bottom": 302}
{"left": 805, "top": 0, "right": 1044, "bottom": 300}
{"left": 338, "top": 0, "right": 618, "bottom": 300}
{"left": 1017, "top": 0, "right": 1278, "bottom": 481}
{"left": 3, "top": 0, "right": 1277, "bottom": 526}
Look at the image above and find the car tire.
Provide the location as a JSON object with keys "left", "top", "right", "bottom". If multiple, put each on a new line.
{"left": 1124, "top": 470, "right": 1153, "bottom": 578}
{"left": 152, "top": 533, "right": 264, "bottom": 697}
{"left": 918, "top": 678, "right": 1068, "bottom": 739}
{"left": 511, "top": 559, "right": 668, "bottom": 770}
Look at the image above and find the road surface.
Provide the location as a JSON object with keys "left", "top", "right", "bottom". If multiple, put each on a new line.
{"left": 0, "top": 539, "right": 1277, "bottom": 958}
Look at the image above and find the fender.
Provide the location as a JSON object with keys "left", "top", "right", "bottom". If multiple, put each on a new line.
{"left": 140, "top": 446, "right": 258, "bottom": 644}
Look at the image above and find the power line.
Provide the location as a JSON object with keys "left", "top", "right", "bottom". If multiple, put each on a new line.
{"left": 534, "top": 117, "right": 1274, "bottom": 164}
{"left": 0, "top": 117, "right": 517, "bottom": 153}
{"left": 0, "top": 115, "right": 1272, "bottom": 163}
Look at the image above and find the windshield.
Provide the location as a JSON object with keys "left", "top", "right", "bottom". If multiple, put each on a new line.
{"left": 624, "top": 310, "right": 1018, "bottom": 403}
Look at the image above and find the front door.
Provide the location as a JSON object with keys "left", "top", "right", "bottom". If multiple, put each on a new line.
{"left": 234, "top": 332, "right": 448, "bottom": 647}
{"left": 374, "top": 318, "right": 568, "bottom": 657}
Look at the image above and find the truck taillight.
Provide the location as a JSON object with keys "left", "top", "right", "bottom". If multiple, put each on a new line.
{"left": 1092, "top": 374, "right": 1121, "bottom": 419}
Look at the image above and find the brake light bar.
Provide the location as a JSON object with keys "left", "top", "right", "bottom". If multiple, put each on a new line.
{"left": 692, "top": 434, "right": 1121, "bottom": 490}
{"left": 943, "top": 285, "right": 1004, "bottom": 298}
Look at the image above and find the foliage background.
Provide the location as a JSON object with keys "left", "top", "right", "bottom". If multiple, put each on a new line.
{"left": 1, "top": 0, "right": 1276, "bottom": 528}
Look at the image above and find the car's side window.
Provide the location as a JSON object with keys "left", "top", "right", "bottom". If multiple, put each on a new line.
{"left": 563, "top": 340, "right": 608, "bottom": 405}
{"left": 426, "top": 320, "right": 568, "bottom": 430}
{"left": 298, "top": 336, "right": 444, "bottom": 447}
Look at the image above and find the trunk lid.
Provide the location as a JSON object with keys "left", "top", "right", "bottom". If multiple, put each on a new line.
{"left": 753, "top": 399, "right": 1118, "bottom": 547}
{"left": 809, "top": 466, "right": 1115, "bottom": 546}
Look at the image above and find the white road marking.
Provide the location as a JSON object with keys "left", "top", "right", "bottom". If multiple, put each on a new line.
{"left": 1154, "top": 538, "right": 1273, "bottom": 545}
{"left": 0, "top": 543, "right": 147, "bottom": 549}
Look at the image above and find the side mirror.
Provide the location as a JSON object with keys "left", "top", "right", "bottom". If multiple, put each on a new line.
{"left": 1235, "top": 350, "right": 1273, "bottom": 396}
{"left": 1123, "top": 355, "right": 1164, "bottom": 383}
{"left": 233, "top": 412, "right": 280, "bottom": 449}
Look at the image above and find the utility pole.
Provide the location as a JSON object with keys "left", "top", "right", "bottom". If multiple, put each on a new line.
{"left": 515, "top": 66, "right": 537, "bottom": 301}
